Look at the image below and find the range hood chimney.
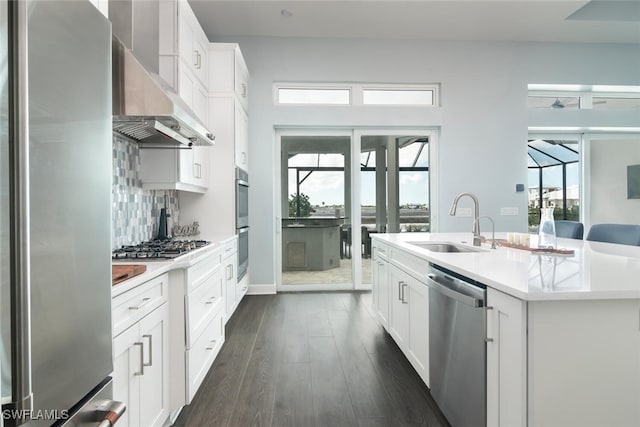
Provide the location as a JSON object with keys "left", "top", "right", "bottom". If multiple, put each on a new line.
{"left": 109, "top": 0, "right": 214, "bottom": 147}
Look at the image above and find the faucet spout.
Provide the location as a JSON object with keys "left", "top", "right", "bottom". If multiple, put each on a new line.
{"left": 449, "top": 192, "right": 481, "bottom": 246}
{"left": 474, "top": 216, "right": 497, "bottom": 249}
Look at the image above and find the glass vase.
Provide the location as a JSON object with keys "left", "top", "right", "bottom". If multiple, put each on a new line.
{"left": 538, "top": 207, "right": 556, "bottom": 249}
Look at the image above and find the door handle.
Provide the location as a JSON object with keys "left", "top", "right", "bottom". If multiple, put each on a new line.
{"left": 142, "top": 334, "right": 153, "bottom": 367}
{"left": 398, "top": 281, "right": 403, "bottom": 300}
{"left": 133, "top": 342, "right": 144, "bottom": 375}
{"left": 95, "top": 400, "right": 127, "bottom": 427}
{"left": 401, "top": 283, "right": 408, "bottom": 304}
{"left": 484, "top": 306, "right": 494, "bottom": 343}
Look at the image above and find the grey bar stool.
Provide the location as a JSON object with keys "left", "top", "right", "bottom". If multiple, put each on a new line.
{"left": 586, "top": 223, "right": 640, "bottom": 246}
{"left": 554, "top": 220, "right": 584, "bottom": 240}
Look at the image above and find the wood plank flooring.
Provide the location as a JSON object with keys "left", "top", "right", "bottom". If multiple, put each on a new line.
{"left": 174, "top": 292, "right": 449, "bottom": 427}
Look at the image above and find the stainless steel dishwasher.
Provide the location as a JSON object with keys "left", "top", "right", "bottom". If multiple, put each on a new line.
{"left": 427, "top": 263, "right": 487, "bottom": 427}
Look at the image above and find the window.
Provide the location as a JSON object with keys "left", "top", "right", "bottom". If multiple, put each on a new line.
{"left": 277, "top": 88, "right": 350, "bottom": 105}
{"left": 362, "top": 88, "right": 435, "bottom": 106}
{"left": 527, "top": 138, "right": 580, "bottom": 231}
{"left": 275, "top": 83, "right": 439, "bottom": 106}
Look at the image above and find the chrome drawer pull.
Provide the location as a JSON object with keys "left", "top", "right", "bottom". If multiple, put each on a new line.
{"left": 484, "top": 306, "right": 494, "bottom": 343}
{"left": 134, "top": 342, "right": 144, "bottom": 375}
{"left": 143, "top": 334, "right": 153, "bottom": 367}
{"left": 205, "top": 296, "right": 216, "bottom": 305}
{"left": 206, "top": 340, "right": 217, "bottom": 350}
{"left": 129, "top": 297, "right": 152, "bottom": 310}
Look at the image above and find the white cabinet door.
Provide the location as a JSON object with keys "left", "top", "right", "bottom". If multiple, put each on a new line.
{"left": 389, "top": 265, "right": 409, "bottom": 350}
{"left": 486, "top": 288, "right": 527, "bottom": 427}
{"left": 374, "top": 258, "right": 390, "bottom": 329}
{"left": 138, "top": 304, "right": 170, "bottom": 427}
{"left": 408, "top": 280, "right": 429, "bottom": 386}
{"left": 234, "top": 52, "right": 249, "bottom": 111}
{"left": 113, "top": 302, "right": 170, "bottom": 427}
{"left": 193, "top": 82, "right": 209, "bottom": 126}
{"left": 178, "top": 66, "right": 194, "bottom": 110}
{"left": 234, "top": 102, "right": 249, "bottom": 169}
{"left": 113, "top": 325, "right": 141, "bottom": 427}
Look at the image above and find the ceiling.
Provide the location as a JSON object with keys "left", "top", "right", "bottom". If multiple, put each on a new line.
{"left": 189, "top": 0, "right": 640, "bottom": 44}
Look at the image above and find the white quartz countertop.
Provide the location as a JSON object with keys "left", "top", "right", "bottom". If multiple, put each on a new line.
{"left": 111, "top": 235, "right": 235, "bottom": 297}
{"left": 373, "top": 232, "right": 640, "bottom": 301}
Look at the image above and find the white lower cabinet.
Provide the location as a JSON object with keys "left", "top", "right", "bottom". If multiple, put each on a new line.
{"left": 389, "top": 265, "right": 410, "bottom": 349}
{"left": 169, "top": 248, "right": 225, "bottom": 416}
{"left": 486, "top": 287, "right": 527, "bottom": 427}
{"left": 407, "top": 277, "right": 429, "bottom": 385}
{"left": 388, "top": 264, "right": 429, "bottom": 386}
{"left": 113, "top": 275, "right": 170, "bottom": 427}
{"left": 222, "top": 239, "right": 237, "bottom": 320}
{"left": 371, "top": 241, "right": 390, "bottom": 328}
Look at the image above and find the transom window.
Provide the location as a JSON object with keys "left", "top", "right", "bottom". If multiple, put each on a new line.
{"left": 275, "top": 83, "right": 439, "bottom": 106}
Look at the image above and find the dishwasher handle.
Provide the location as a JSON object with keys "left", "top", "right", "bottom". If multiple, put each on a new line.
{"left": 426, "top": 274, "right": 485, "bottom": 307}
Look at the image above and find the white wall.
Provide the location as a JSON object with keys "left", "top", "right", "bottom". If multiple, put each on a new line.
{"left": 217, "top": 36, "right": 640, "bottom": 288}
{"left": 590, "top": 139, "right": 640, "bottom": 225}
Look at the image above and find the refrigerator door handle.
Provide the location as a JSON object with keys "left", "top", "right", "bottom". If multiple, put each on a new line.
{"left": 5, "top": 1, "right": 34, "bottom": 422}
{"left": 95, "top": 400, "right": 127, "bottom": 427}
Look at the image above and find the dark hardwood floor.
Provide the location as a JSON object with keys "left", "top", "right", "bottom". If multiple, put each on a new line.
{"left": 174, "top": 292, "right": 449, "bottom": 427}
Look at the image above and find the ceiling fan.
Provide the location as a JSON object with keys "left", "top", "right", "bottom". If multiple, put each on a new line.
{"left": 549, "top": 97, "right": 607, "bottom": 109}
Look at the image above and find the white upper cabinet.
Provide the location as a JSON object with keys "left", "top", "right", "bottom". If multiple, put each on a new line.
{"left": 209, "top": 43, "right": 250, "bottom": 169}
{"left": 209, "top": 43, "right": 249, "bottom": 113}
{"left": 177, "top": 0, "right": 208, "bottom": 88}
{"left": 159, "top": 0, "right": 209, "bottom": 125}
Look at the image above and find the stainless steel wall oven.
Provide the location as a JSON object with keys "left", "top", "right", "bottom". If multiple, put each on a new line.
{"left": 236, "top": 167, "right": 249, "bottom": 281}
{"left": 236, "top": 167, "right": 249, "bottom": 229}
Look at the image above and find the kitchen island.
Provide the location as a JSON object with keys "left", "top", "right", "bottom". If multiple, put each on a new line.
{"left": 371, "top": 232, "right": 640, "bottom": 427}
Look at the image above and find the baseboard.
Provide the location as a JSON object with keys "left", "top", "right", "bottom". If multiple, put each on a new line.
{"left": 247, "top": 283, "right": 276, "bottom": 295}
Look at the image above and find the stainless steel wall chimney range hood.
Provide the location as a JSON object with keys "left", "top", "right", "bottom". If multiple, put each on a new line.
{"left": 112, "top": 39, "right": 214, "bottom": 147}
{"left": 110, "top": 0, "right": 214, "bottom": 147}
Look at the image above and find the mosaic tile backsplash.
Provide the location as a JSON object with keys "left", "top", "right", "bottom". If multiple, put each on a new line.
{"left": 112, "top": 133, "right": 180, "bottom": 249}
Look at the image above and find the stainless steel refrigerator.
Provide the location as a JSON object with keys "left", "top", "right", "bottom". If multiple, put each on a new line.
{"left": 1, "top": 1, "right": 123, "bottom": 425}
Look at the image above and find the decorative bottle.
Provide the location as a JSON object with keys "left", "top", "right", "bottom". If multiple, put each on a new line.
{"left": 538, "top": 207, "right": 556, "bottom": 249}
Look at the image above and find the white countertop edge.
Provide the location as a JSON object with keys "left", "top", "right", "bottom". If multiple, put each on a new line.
{"left": 373, "top": 232, "right": 640, "bottom": 302}
{"left": 111, "top": 235, "right": 236, "bottom": 297}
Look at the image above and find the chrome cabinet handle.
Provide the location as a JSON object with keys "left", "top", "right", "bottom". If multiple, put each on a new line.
{"left": 134, "top": 342, "right": 144, "bottom": 375}
{"left": 398, "top": 281, "right": 403, "bottom": 300}
{"left": 484, "top": 306, "right": 494, "bottom": 343}
{"left": 143, "top": 334, "right": 153, "bottom": 367}
{"left": 193, "top": 162, "right": 202, "bottom": 178}
{"left": 129, "top": 297, "right": 152, "bottom": 310}
{"left": 241, "top": 82, "right": 247, "bottom": 98}
{"left": 205, "top": 296, "right": 216, "bottom": 305}
{"left": 401, "top": 283, "right": 408, "bottom": 304}
{"left": 206, "top": 339, "right": 217, "bottom": 350}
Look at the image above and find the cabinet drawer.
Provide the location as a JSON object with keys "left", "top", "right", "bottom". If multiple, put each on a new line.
{"left": 186, "top": 311, "right": 224, "bottom": 401}
{"left": 373, "top": 241, "right": 389, "bottom": 262}
{"left": 186, "top": 250, "right": 222, "bottom": 293}
{"left": 112, "top": 273, "right": 168, "bottom": 337}
{"left": 186, "top": 266, "right": 223, "bottom": 348}
{"left": 390, "top": 248, "right": 428, "bottom": 284}
{"left": 220, "top": 238, "right": 237, "bottom": 260}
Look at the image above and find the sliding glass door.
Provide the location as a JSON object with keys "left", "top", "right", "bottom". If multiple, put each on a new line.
{"left": 276, "top": 128, "right": 435, "bottom": 291}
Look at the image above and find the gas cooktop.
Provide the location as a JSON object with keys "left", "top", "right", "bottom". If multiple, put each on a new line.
{"left": 112, "top": 239, "right": 211, "bottom": 260}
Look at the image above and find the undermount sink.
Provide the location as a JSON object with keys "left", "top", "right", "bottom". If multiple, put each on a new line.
{"left": 409, "top": 242, "right": 486, "bottom": 253}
